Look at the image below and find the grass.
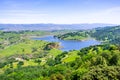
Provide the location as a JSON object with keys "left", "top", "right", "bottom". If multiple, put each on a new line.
{"left": 48, "top": 48, "right": 62, "bottom": 57}
{"left": 0, "top": 40, "right": 48, "bottom": 58}
{"left": 62, "top": 51, "right": 79, "bottom": 63}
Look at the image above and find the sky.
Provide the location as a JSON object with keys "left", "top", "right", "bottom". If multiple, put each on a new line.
{"left": 0, "top": 0, "right": 120, "bottom": 24}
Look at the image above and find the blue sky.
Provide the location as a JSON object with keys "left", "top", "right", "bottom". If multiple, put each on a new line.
{"left": 0, "top": 0, "right": 120, "bottom": 24}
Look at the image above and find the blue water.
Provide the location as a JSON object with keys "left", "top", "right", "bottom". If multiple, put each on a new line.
{"left": 33, "top": 36, "right": 101, "bottom": 51}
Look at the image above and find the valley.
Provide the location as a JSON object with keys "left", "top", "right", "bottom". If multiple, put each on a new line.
{"left": 0, "top": 25, "right": 120, "bottom": 80}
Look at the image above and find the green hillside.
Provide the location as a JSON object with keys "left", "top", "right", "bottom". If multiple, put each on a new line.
{"left": 54, "top": 30, "right": 90, "bottom": 40}
{"left": 91, "top": 26, "right": 120, "bottom": 44}
{"left": 0, "top": 44, "right": 120, "bottom": 80}
{"left": 0, "top": 26, "right": 120, "bottom": 80}
{"left": 55, "top": 26, "right": 120, "bottom": 45}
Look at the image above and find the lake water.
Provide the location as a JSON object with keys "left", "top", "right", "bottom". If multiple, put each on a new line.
{"left": 33, "top": 36, "right": 101, "bottom": 51}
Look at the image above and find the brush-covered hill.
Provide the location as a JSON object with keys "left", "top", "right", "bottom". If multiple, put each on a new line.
{"left": 55, "top": 25, "right": 120, "bottom": 45}
{"left": 91, "top": 26, "right": 120, "bottom": 44}
{"left": 0, "top": 44, "right": 120, "bottom": 80}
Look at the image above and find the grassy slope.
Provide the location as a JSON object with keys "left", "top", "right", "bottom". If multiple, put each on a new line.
{"left": 62, "top": 51, "right": 79, "bottom": 63}
{"left": 0, "top": 40, "right": 63, "bottom": 74}
{"left": 0, "top": 40, "right": 48, "bottom": 58}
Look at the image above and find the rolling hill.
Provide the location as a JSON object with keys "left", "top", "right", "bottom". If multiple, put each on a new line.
{"left": 0, "top": 23, "right": 117, "bottom": 31}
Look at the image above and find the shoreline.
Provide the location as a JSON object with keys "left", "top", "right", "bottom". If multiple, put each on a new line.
{"left": 31, "top": 35, "right": 102, "bottom": 43}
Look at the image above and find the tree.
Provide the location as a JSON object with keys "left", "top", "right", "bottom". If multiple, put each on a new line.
{"left": 34, "top": 59, "right": 41, "bottom": 65}
{"left": 50, "top": 73, "right": 65, "bottom": 80}
{"left": 46, "top": 58, "right": 55, "bottom": 66}
{"left": 17, "top": 61, "right": 24, "bottom": 68}
{"left": 109, "top": 54, "right": 119, "bottom": 65}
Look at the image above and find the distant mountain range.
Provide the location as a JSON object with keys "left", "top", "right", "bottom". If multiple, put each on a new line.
{"left": 0, "top": 23, "right": 118, "bottom": 31}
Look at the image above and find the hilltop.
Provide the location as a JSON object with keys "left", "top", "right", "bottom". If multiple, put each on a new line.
{"left": 0, "top": 23, "right": 117, "bottom": 31}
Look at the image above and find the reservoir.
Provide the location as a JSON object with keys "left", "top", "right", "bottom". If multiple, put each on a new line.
{"left": 33, "top": 36, "right": 101, "bottom": 51}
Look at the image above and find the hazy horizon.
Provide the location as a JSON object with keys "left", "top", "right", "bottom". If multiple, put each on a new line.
{"left": 0, "top": 22, "right": 120, "bottom": 25}
{"left": 0, "top": 0, "right": 120, "bottom": 24}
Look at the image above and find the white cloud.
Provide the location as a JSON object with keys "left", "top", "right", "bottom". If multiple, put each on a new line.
{"left": 0, "top": 7, "right": 120, "bottom": 24}
{"left": 77, "top": 6, "right": 120, "bottom": 24}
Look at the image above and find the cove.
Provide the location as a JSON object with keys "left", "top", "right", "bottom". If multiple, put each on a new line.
{"left": 33, "top": 35, "right": 101, "bottom": 51}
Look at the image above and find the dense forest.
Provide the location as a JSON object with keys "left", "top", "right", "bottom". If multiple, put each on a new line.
{"left": 91, "top": 26, "right": 120, "bottom": 45}
{"left": 0, "top": 26, "right": 120, "bottom": 80}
